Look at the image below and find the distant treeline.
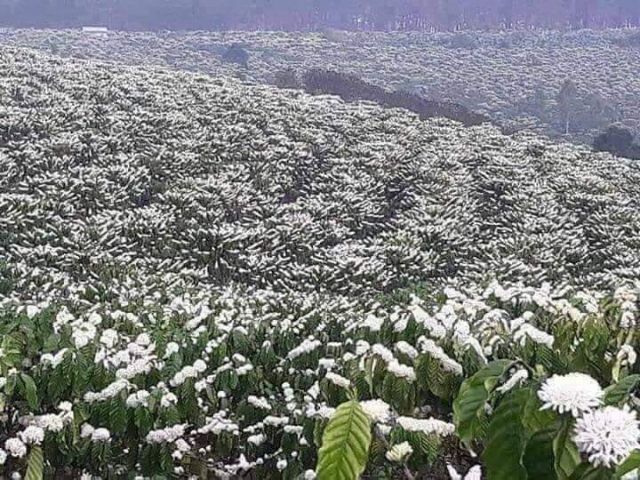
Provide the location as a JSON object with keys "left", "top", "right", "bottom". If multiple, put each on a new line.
{"left": 301, "top": 68, "right": 490, "bottom": 127}
{"left": 0, "top": 0, "right": 638, "bottom": 31}
{"left": 283, "top": 66, "right": 639, "bottom": 159}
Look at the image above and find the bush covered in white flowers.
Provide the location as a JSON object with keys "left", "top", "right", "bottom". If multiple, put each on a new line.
{"left": 0, "top": 46, "right": 639, "bottom": 479}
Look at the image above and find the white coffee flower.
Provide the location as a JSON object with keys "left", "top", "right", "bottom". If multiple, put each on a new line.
{"left": 325, "top": 372, "right": 351, "bottom": 389}
{"left": 360, "top": 399, "right": 391, "bottom": 423}
{"left": 126, "top": 390, "right": 151, "bottom": 408}
{"left": 91, "top": 428, "right": 111, "bottom": 442}
{"left": 395, "top": 341, "right": 419, "bottom": 360}
{"left": 538, "top": 373, "right": 603, "bottom": 416}
{"left": 371, "top": 344, "right": 395, "bottom": 363}
{"left": 496, "top": 369, "right": 529, "bottom": 394}
{"left": 35, "top": 414, "right": 65, "bottom": 432}
{"left": 573, "top": 406, "right": 640, "bottom": 468}
{"left": 385, "top": 441, "right": 413, "bottom": 463}
{"left": 288, "top": 338, "right": 321, "bottom": 360}
{"left": 247, "top": 395, "right": 272, "bottom": 411}
{"left": 193, "top": 359, "right": 207, "bottom": 373}
{"left": 164, "top": 342, "right": 180, "bottom": 358}
{"left": 247, "top": 434, "right": 266, "bottom": 446}
{"left": 18, "top": 426, "right": 45, "bottom": 445}
{"left": 514, "top": 323, "right": 554, "bottom": 348}
{"left": 5, "top": 438, "right": 27, "bottom": 458}
{"left": 173, "top": 439, "right": 189, "bottom": 453}
{"left": 161, "top": 393, "right": 178, "bottom": 407}
{"left": 387, "top": 360, "right": 416, "bottom": 382}
{"left": 362, "top": 314, "right": 383, "bottom": 332}
{"left": 99, "top": 329, "right": 119, "bottom": 348}
{"left": 80, "top": 424, "right": 95, "bottom": 438}
{"left": 146, "top": 424, "right": 186, "bottom": 444}
{"left": 397, "top": 416, "right": 455, "bottom": 436}
{"left": 135, "top": 333, "right": 151, "bottom": 346}
{"left": 617, "top": 345, "right": 637, "bottom": 367}
{"left": 447, "top": 465, "right": 482, "bottom": 480}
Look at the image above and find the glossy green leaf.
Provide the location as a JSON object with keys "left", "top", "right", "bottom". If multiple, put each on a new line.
{"left": 554, "top": 417, "right": 581, "bottom": 480}
{"left": 316, "top": 400, "right": 372, "bottom": 480}
{"left": 453, "top": 360, "right": 511, "bottom": 445}
{"left": 604, "top": 375, "right": 640, "bottom": 406}
{"left": 25, "top": 446, "right": 44, "bottom": 480}
{"left": 523, "top": 427, "right": 557, "bottom": 480}
{"left": 482, "top": 388, "right": 529, "bottom": 480}
{"left": 614, "top": 450, "right": 640, "bottom": 479}
{"left": 20, "top": 373, "right": 38, "bottom": 410}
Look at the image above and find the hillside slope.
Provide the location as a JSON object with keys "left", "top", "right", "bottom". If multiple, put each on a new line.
{"left": 2, "top": 47, "right": 640, "bottom": 480}
{"left": 2, "top": 47, "right": 640, "bottom": 299}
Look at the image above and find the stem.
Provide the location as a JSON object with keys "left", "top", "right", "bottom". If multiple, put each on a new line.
{"left": 403, "top": 464, "right": 416, "bottom": 480}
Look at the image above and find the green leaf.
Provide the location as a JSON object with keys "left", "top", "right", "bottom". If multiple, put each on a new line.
{"left": 604, "top": 375, "right": 640, "bottom": 406}
{"left": 615, "top": 450, "right": 640, "bottom": 479}
{"left": 553, "top": 417, "right": 581, "bottom": 480}
{"left": 20, "top": 373, "right": 38, "bottom": 410}
{"left": 416, "top": 353, "right": 460, "bottom": 401}
{"left": 482, "top": 388, "right": 529, "bottom": 480}
{"left": 522, "top": 387, "right": 556, "bottom": 433}
{"left": 411, "top": 432, "right": 441, "bottom": 465}
{"left": 109, "top": 399, "right": 127, "bottom": 434}
{"left": 572, "top": 466, "right": 614, "bottom": 480}
{"left": 25, "top": 446, "right": 44, "bottom": 480}
{"left": 523, "top": 428, "right": 557, "bottom": 480}
{"left": 5, "top": 374, "right": 17, "bottom": 396}
{"left": 453, "top": 360, "right": 511, "bottom": 445}
{"left": 316, "top": 400, "right": 372, "bottom": 480}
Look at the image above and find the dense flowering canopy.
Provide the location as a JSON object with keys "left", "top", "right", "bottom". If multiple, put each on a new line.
{"left": 0, "top": 45, "right": 638, "bottom": 478}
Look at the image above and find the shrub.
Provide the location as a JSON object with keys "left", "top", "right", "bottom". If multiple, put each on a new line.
{"left": 273, "top": 68, "right": 301, "bottom": 89}
{"left": 593, "top": 125, "right": 640, "bottom": 159}
{"left": 221, "top": 43, "right": 249, "bottom": 68}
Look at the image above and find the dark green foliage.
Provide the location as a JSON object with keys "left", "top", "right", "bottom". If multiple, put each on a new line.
{"left": 222, "top": 43, "right": 249, "bottom": 69}
{"left": 593, "top": 125, "right": 640, "bottom": 160}
{"left": 302, "top": 69, "right": 490, "bottom": 127}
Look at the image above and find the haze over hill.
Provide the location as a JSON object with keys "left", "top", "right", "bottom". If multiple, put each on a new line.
{"left": 3, "top": 28, "right": 640, "bottom": 147}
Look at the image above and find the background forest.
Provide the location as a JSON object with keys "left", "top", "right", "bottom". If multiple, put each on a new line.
{"left": 0, "top": 0, "right": 639, "bottom": 31}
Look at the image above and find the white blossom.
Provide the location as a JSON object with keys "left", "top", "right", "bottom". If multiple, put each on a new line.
{"left": 4, "top": 439, "right": 27, "bottom": 458}
{"left": 385, "top": 442, "right": 413, "bottom": 463}
{"left": 574, "top": 406, "right": 640, "bottom": 468}
{"left": 18, "top": 426, "right": 45, "bottom": 445}
{"left": 396, "top": 416, "right": 455, "bottom": 436}
{"left": 325, "top": 372, "right": 351, "bottom": 389}
{"left": 360, "top": 399, "right": 391, "bottom": 423}
{"left": 538, "top": 373, "right": 603, "bottom": 417}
